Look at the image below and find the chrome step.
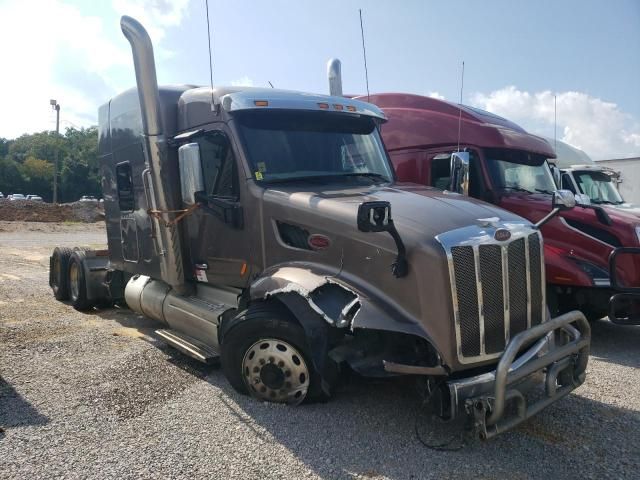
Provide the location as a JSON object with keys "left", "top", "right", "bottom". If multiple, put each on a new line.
{"left": 155, "top": 329, "right": 219, "bottom": 364}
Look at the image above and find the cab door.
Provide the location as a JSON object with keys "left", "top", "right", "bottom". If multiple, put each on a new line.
{"left": 183, "top": 127, "right": 252, "bottom": 288}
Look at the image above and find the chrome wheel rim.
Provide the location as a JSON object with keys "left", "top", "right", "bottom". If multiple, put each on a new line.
{"left": 69, "top": 262, "right": 79, "bottom": 301}
{"left": 242, "top": 338, "right": 309, "bottom": 405}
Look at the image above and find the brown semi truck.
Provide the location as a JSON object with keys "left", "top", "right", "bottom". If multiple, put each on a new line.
{"left": 49, "top": 17, "right": 589, "bottom": 439}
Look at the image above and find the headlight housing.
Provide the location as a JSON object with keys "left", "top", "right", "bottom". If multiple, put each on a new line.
{"left": 568, "top": 257, "right": 610, "bottom": 287}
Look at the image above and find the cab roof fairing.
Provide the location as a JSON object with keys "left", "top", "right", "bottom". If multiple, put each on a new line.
{"left": 356, "top": 92, "right": 556, "bottom": 158}
{"left": 177, "top": 86, "right": 387, "bottom": 121}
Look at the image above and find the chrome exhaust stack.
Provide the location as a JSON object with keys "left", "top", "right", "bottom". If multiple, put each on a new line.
{"left": 327, "top": 58, "right": 343, "bottom": 96}
{"left": 120, "top": 16, "right": 187, "bottom": 294}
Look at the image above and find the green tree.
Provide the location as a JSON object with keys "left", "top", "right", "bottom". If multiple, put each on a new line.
{"left": 1, "top": 127, "right": 100, "bottom": 202}
{"left": 20, "top": 157, "right": 54, "bottom": 198}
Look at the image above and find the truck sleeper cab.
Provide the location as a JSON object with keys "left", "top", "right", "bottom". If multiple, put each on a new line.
{"left": 360, "top": 92, "right": 640, "bottom": 325}
{"left": 49, "top": 17, "right": 590, "bottom": 439}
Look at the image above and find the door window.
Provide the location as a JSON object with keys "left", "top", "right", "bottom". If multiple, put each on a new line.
{"left": 561, "top": 173, "right": 576, "bottom": 193}
{"left": 198, "top": 132, "right": 238, "bottom": 199}
{"left": 115, "top": 162, "right": 135, "bottom": 211}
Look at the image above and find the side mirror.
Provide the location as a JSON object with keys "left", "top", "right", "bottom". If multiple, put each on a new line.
{"left": 449, "top": 151, "right": 470, "bottom": 196}
{"left": 357, "top": 201, "right": 392, "bottom": 232}
{"left": 552, "top": 189, "right": 576, "bottom": 211}
{"left": 574, "top": 193, "right": 591, "bottom": 206}
{"left": 550, "top": 165, "right": 561, "bottom": 188}
{"left": 535, "top": 189, "right": 576, "bottom": 229}
{"left": 178, "top": 143, "right": 205, "bottom": 205}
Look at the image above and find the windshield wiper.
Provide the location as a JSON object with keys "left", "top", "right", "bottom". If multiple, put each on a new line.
{"left": 262, "top": 172, "right": 391, "bottom": 184}
{"left": 336, "top": 172, "right": 391, "bottom": 182}
{"left": 261, "top": 175, "right": 335, "bottom": 184}
{"left": 534, "top": 188, "right": 555, "bottom": 195}
{"left": 502, "top": 186, "right": 533, "bottom": 194}
{"left": 591, "top": 199, "right": 623, "bottom": 205}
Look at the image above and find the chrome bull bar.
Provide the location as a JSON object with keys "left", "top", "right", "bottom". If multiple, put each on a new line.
{"left": 447, "top": 310, "right": 590, "bottom": 440}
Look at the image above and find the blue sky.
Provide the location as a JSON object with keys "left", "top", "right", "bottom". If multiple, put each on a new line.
{"left": 1, "top": 0, "right": 638, "bottom": 159}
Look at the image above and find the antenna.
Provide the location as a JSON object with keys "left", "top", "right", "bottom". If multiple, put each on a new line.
{"left": 205, "top": 0, "right": 215, "bottom": 110}
{"left": 554, "top": 94, "right": 557, "bottom": 151}
{"left": 359, "top": 9, "right": 370, "bottom": 102}
{"left": 268, "top": 81, "right": 274, "bottom": 88}
{"left": 456, "top": 61, "right": 465, "bottom": 152}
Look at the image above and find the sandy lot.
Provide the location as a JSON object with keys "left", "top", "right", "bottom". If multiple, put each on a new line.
{"left": 0, "top": 222, "right": 639, "bottom": 479}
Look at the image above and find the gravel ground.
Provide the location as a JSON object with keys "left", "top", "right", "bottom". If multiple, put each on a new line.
{"left": 1, "top": 222, "right": 639, "bottom": 479}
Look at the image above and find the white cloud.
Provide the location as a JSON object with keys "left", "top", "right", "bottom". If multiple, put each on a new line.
{"left": 111, "top": 0, "right": 190, "bottom": 43}
{"left": 470, "top": 86, "right": 640, "bottom": 160}
{"left": 427, "top": 91, "right": 445, "bottom": 100}
{"left": 231, "top": 76, "right": 255, "bottom": 87}
{"left": 0, "top": 0, "right": 190, "bottom": 140}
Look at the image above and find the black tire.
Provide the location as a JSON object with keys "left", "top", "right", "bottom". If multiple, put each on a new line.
{"left": 581, "top": 307, "right": 607, "bottom": 323}
{"left": 68, "top": 252, "right": 94, "bottom": 311}
{"left": 221, "top": 303, "right": 330, "bottom": 404}
{"left": 50, "top": 247, "right": 73, "bottom": 301}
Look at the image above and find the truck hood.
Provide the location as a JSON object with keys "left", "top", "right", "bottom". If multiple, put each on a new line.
{"left": 264, "top": 181, "right": 525, "bottom": 241}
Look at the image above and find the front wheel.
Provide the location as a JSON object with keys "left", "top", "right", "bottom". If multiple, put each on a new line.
{"left": 221, "top": 304, "right": 328, "bottom": 405}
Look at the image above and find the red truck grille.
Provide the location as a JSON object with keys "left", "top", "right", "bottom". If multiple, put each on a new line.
{"left": 441, "top": 226, "right": 545, "bottom": 364}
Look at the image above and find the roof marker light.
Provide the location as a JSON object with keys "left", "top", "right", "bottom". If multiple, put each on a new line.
{"left": 347, "top": 105, "right": 356, "bottom": 112}
{"left": 333, "top": 104, "right": 344, "bottom": 111}
{"left": 254, "top": 100, "right": 269, "bottom": 107}
{"left": 318, "top": 102, "right": 329, "bottom": 109}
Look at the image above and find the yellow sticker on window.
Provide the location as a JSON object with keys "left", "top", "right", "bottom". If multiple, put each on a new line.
{"left": 257, "top": 162, "right": 267, "bottom": 173}
{"left": 255, "top": 171, "right": 263, "bottom": 180}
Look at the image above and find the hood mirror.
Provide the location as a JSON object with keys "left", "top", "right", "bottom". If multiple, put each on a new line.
{"left": 357, "top": 201, "right": 408, "bottom": 278}
{"left": 357, "top": 201, "right": 391, "bottom": 232}
{"left": 449, "top": 151, "right": 470, "bottom": 196}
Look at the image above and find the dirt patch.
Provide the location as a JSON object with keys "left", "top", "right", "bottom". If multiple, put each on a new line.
{"left": 0, "top": 199, "right": 104, "bottom": 223}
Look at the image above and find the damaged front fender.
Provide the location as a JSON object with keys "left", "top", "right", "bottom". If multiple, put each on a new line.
{"left": 250, "top": 266, "right": 360, "bottom": 328}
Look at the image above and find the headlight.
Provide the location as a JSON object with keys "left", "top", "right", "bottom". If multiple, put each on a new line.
{"left": 568, "top": 257, "right": 610, "bottom": 287}
{"left": 636, "top": 225, "right": 640, "bottom": 244}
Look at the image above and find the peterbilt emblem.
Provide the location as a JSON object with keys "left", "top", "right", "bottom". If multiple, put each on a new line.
{"left": 494, "top": 229, "right": 511, "bottom": 242}
{"left": 308, "top": 234, "right": 331, "bottom": 250}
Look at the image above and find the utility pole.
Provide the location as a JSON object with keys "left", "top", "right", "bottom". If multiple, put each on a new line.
{"left": 50, "top": 99, "right": 60, "bottom": 203}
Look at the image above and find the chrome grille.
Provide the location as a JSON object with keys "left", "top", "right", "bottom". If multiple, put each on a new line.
{"left": 437, "top": 222, "right": 546, "bottom": 364}
{"left": 451, "top": 246, "right": 481, "bottom": 356}
{"left": 508, "top": 238, "right": 527, "bottom": 336}
{"left": 479, "top": 245, "right": 505, "bottom": 354}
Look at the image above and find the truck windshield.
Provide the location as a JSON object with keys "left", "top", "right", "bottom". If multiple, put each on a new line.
{"left": 574, "top": 170, "right": 623, "bottom": 204}
{"left": 235, "top": 110, "right": 393, "bottom": 183}
{"left": 485, "top": 150, "right": 557, "bottom": 195}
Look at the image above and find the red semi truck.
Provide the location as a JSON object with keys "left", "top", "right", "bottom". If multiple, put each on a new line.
{"left": 349, "top": 91, "right": 640, "bottom": 324}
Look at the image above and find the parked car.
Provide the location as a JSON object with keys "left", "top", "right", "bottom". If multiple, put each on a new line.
{"left": 26, "top": 195, "right": 43, "bottom": 201}
{"left": 79, "top": 195, "right": 97, "bottom": 202}
{"left": 9, "top": 194, "right": 26, "bottom": 201}
{"left": 0, "top": 192, "right": 4, "bottom": 198}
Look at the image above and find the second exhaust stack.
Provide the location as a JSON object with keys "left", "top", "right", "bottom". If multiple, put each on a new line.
{"left": 327, "top": 58, "right": 343, "bottom": 96}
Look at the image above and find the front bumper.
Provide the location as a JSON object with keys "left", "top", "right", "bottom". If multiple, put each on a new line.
{"left": 446, "top": 310, "right": 590, "bottom": 439}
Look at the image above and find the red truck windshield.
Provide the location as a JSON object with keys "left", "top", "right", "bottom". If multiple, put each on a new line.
{"left": 235, "top": 110, "right": 393, "bottom": 183}
{"left": 485, "top": 151, "right": 557, "bottom": 195}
